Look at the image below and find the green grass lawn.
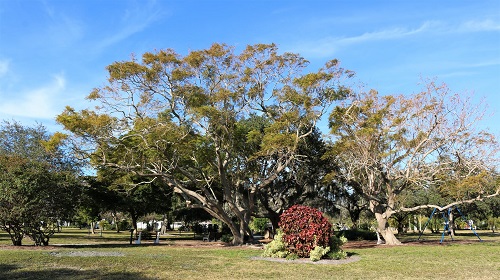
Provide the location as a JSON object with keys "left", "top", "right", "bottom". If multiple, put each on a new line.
{"left": 0, "top": 228, "right": 498, "bottom": 279}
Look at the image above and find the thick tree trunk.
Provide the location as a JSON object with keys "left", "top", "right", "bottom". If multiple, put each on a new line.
{"left": 240, "top": 211, "right": 254, "bottom": 243}
{"left": 374, "top": 213, "right": 402, "bottom": 245}
{"left": 370, "top": 199, "right": 402, "bottom": 245}
{"left": 195, "top": 200, "right": 246, "bottom": 245}
{"left": 168, "top": 176, "right": 254, "bottom": 245}
{"left": 216, "top": 211, "right": 252, "bottom": 245}
{"left": 223, "top": 219, "right": 243, "bottom": 245}
{"left": 7, "top": 229, "right": 23, "bottom": 246}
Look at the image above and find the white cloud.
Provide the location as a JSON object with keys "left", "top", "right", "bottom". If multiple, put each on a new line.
{"left": 97, "top": 20, "right": 154, "bottom": 50}
{"left": 459, "top": 19, "right": 500, "bottom": 32}
{"left": 338, "top": 24, "right": 429, "bottom": 44}
{"left": 291, "top": 18, "right": 500, "bottom": 58}
{"left": 292, "top": 21, "right": 439, "bottom": 58}
{"left": 0, "top": 74, "right": 66, "bottom": 120}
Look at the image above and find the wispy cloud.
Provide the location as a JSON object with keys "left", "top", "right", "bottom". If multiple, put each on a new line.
{"left": 27, "top": 0, "right": 85, "bottom": 50}
{"left": 0, "top": 74, "right": 66, "bottom": 120}
{"left": 292, "top": 21, "right": 438, "bottom": 57}
{"left": 95, "top": 1, "right": 167, "bottom": 51}
{"left": 292, "top": 19, "right": 500, "bottom": 58}
{"left": 459, "top": 19, "right": 500, "bottom": 32}
{"left": 353, "top": 21, "right": 438, "bottom": 42}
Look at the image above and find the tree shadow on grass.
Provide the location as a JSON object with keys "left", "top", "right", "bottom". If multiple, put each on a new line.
{"left": 0, "top": 264, "right": 154, "bottom": 280}
{"left": 55, "top": 242, "right": 171, "bottom": 249}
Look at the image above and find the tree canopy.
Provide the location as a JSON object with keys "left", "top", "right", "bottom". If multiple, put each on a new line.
{"left": 0, "top": 121, "right": 81, "bottom": 245}
{"left": 1, "top": 43, "right": 498, "bottom": 247}
{"left": 57, "top": 43, "right": 354, "bottom": 244}
{"left": 326, "top": 81, "right": 499, "bottom": 244}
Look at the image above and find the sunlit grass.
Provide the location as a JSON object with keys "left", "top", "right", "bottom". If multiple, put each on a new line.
{"left": 0, "top": 228, "right": 499, "bottom": 279}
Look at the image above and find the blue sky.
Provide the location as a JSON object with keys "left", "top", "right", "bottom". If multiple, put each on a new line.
{"left": 0, "top": 0, "right": 499, "bottom": 135}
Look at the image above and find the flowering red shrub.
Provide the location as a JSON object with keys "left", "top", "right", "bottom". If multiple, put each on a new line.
{"left": 278, "top": 205, "right": 333, "bottom": 257}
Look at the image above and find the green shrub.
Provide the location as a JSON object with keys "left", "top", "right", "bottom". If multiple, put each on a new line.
{"left": 330, "top": 235, "right": 348, "bottom": 250}
{"left": 117, "top": 220, "right": 130, "bottom": 231}
{"left": 310, "top": 246, "right": 330, "bottom": 262}
{"left": 326, "top": 235, "right": 348, "bottom": 260}
{"left": 326, "top": 249, "right": 347, "bottom": 260}
{"left": 249, "top": 217, "right": 269, "bottom": 234}
{"left": 220, "top": 234, "right": 233, "bottom": 243}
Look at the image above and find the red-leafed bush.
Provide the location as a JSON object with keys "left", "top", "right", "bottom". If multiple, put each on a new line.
{"left": 278, "top": 205, "right": 333, "bottom": 257}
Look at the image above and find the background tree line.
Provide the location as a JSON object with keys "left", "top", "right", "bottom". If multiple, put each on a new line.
{"left": 1, "top": 43, "right": 498, "bottom": 246}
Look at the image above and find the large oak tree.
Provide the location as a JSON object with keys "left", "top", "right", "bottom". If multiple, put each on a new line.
{"left": 57, "top": 43, "right": 353, "bottom": 244}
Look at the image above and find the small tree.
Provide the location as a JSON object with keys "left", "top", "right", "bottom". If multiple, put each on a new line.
{"left": 279, "top": 205, "right": 332, "bottom": 258}
{"left": 487, "top": 216, "right": 500, "bottom": 233}
{"left": 0, "top": 122, "right": 81, "bottom": 246}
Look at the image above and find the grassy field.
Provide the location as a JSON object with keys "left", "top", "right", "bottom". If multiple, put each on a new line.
{"left": 0, "top": 228, "right": 498, "bottom": 279}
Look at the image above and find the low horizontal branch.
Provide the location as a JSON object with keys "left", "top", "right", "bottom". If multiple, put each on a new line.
{"left": 393, "top": 189, "right": 500, "bottom": 214}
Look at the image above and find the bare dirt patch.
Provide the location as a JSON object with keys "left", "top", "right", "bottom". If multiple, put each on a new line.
{"left": 49, "top": 251, "right": 125, "bottom": 257}
{"left": 340, "top": 239, "right": 489, "bottom": 249}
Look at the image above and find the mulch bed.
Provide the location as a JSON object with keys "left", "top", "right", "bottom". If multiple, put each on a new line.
{"left": 250, "top": 255, "right": 361, "bottom": 265}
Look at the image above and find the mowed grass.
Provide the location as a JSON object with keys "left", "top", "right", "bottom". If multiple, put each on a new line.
{"left": 0, "top": 228, "right": 499, "bottom": 280}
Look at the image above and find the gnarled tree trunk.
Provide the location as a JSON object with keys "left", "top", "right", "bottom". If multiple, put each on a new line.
{"left": 374, "top": 213, "right": 401, "bottom": 245}
{"left": 370, "top": 200, "right": 402, "bottom": 245}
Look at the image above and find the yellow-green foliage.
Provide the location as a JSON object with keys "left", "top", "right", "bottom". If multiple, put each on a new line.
{"left": 309, "top": 246, "right": 330, "bottom": 262}
{"left": 40, "top": 132, "right": 68, "bottom": 153}
{"left": 327, "top": 249, "right": 347, "bottom": 260}
{"left": 487, "top": 216, "right": 500, "bottom": 232}
{"left": 262, "top": 230, "right": 288, "bottom": 258}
